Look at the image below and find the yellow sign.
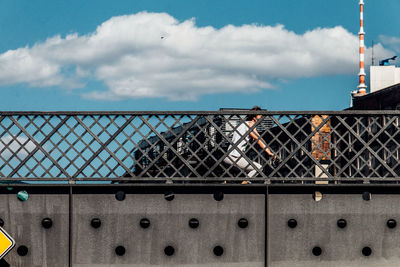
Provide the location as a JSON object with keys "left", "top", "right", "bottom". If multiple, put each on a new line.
{"left": 0, "top": 227, "right": 15, "bottom": 259}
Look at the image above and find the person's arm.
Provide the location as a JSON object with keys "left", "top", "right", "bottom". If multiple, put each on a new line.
{"left": 248, "top": 121, "right": 276, "bottom": 158}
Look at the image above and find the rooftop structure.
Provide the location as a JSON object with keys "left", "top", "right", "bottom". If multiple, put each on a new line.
{"left": 370, "top": 65, "right": 400, "bottom": 93}
{"left": 351, "top": 83, "right": 400, "bottom": 110}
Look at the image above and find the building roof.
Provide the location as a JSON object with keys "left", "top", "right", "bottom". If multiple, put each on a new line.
{"left": 350, "top": 83, "right": 400, "bottom": 110}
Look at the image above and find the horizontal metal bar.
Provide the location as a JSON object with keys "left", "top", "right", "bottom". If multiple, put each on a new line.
{"left": 2, "top": 183, "right": 400, "bottom": 191}
{"left": 1, "top": 110, "right": 400, "bottom": 116}
{"left": 1, "top": 177, "right": 399, "bottom": 183}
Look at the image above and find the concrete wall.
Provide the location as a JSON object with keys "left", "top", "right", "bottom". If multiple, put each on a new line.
{"left": 72, "top": 193, "right": 264, "bottom": 267}
{"left": 0, "top": 188, "right": 69, "bottom": 267}
{"left": 1, "top": 185, "right": 400, "bottom": 266}
{"left": 269, "top": 192, "right": 400, "bottom": 267}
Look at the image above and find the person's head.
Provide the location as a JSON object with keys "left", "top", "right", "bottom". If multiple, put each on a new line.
{"left": 246, "top": 106, "right": 262, "bottom": 121}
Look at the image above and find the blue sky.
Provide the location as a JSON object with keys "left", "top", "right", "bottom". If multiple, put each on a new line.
{"left": 0, "top": 0, "right": 399, "bottom": 111}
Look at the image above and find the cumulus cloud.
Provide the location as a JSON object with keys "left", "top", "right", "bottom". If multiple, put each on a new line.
{"left": 379, "top": 35, "right": 400, "bottom": 52}
{"left": 0, "top": 12, "right": 395, "bottom": 100}
{"left": 378, "top": 35, "right": 400, "bottom": 65}
{"left": 0, "top": 135, "right": 36, "bottom": 159}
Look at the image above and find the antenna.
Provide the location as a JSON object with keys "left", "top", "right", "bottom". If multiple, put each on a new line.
{"left": 357, "top": 0, "right": 367, "bottom": 94}
{"left": 371, "top": 40, "right": 374, "bottom": 66}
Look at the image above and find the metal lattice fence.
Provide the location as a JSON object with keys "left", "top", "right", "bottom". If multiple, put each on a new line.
{"left": 0, "top": 111, "right": 399, "bottom": 183}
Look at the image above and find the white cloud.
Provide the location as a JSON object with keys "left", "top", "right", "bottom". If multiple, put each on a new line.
{"left": 0, "top": 135, "right": 37, "bottom": 159}
{"left": 0, "top": 47, "right": 63, "bottom": 87}
{"left": 0, "top": 12, "right": 396, "bottom": 100}
{"left": 379, "top": 35, "right": 400, "bottom": 52}
{"left": 378, "top": 35, "right": 400, "bottom": 65}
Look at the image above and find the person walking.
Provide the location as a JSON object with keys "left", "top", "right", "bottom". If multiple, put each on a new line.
{"left": 223, "top": 106, "right": 277, "bottom": 180}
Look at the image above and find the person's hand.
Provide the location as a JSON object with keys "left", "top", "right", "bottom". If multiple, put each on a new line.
{"left": 272, "top": 156, "right": 281, "bottom": 168}
{"left": 267, "top": 152, "right": 276, "bottom": 160}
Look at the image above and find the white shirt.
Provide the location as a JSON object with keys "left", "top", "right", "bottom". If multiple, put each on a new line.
{"left": 228, "top": 121, "right": 251, "bottom": 158}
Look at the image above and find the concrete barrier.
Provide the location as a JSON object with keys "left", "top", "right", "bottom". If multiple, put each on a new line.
{"left": 72, "top": 192, "right": 264, "bottom": 266}
{"left": 0, "top": 187, "right": 69, "bottom": 267}
{"left": 1, "top": 185, "right": 400, "bottom": 266}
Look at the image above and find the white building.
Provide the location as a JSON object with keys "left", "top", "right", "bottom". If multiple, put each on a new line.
{"left": 370, "top": 65, "right": 400, "bottom": 93}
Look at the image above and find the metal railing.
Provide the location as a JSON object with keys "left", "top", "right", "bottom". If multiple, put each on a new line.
{"left": 0, "top": 111, "right": 399, "bottom": 183}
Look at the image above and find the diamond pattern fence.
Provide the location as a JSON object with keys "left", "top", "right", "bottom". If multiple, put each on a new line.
{"left": 0, "top": 111, "right": 399, "bottom": 183}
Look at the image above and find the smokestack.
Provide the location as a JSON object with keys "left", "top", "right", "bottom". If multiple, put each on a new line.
{"left": 357, "top": 0, "right": 367, "bottom": 94}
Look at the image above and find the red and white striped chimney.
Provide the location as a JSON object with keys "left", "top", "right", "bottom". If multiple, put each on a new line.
{"left": 357, "top": 0, "right": 367, "bottom": 94}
